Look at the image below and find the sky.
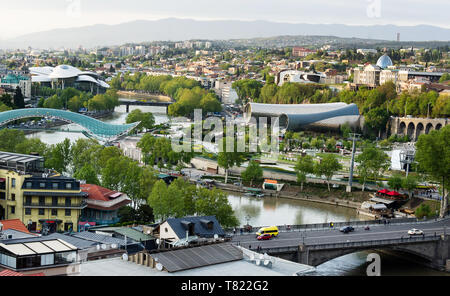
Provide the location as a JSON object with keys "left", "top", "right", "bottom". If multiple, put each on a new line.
{"left": 0, "top": 0, "right": 449, "bottom": 40}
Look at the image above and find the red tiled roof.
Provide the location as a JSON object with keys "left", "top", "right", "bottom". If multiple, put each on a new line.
{"left": 81, "top": 184, "right": 122, "bottom": 202}
{"left": 0, "top": 219, "right": 31, "bottom": 234}
{"left": 0, "top": 269, "right": 45, "bottom": 276}
{"left": 0, "top": 269, "right": 24, "bottom": 276}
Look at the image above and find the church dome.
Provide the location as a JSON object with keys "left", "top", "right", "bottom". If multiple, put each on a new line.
{"left": 376, "top": 54, "right": 393, "bottom": 69}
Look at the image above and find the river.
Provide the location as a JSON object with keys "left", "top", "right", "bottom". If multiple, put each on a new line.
{"left": 227, "top": 192, "right": 449, "bottom": 276}
{"left": 25, "top": 104, "right": 448, "bottom": 276}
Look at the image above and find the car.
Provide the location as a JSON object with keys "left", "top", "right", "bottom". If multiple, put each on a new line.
{"left": 340, "top": 226, "right": 355, "bottom": 233}
{"left": 408, "top": 228, "right": 423, "bottom": 235}
{"left": 257, "top": 233, "right": 272, "bottom": 241}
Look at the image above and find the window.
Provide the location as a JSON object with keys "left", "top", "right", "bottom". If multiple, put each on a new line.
{"left": 25, "top": 196, "right": 32, "bottom": 205}
{"left": 52, "top": 197, "right": 58, "bottom": 206}
{"left": 165, "top": 227, "right": 168, "bottom": 233}
{"left": 55, "top": 251, "right": 76, "bottom": 264}
{"left": 40, "top": 182, "right": 46, "bottom": 188}
{"left": 51, "top": 209, "right": 58, "bottom": 216}
{"left": 65, "top": 198, "right": 71, "bottom": 206}
{"left": 39, "top": 208, "right": 45, "bottom": 215}
{"left": 41, "top": 254, "right": 54, "bottom": 266}
{"left": 25, "top": 208, "right": 31, "bottom": 215}
{"left": 39, "top": 196, "right": 45, "bottom": 205}
{"left": 0, "top": 192, "right": 5, "bottom": 200}
{"left": 52, "top": 183, "right": 59, "bottom": 189}
{"left": 65, "top": 183, "right": 72, "bottom": 190}
{"left": 26, "top": 182, "right": 32, "bottom": 189}
{"left": 11, "top": 194, "right": 15, "bottom": 201}
{"left": 11, "top": 178, "right": 16, "bottom": 188}
{"left": 65, "top": 209, "right": 71, "bottom": 216}
{"left": 10, "top": 206, "right": 15, "bottom": 214}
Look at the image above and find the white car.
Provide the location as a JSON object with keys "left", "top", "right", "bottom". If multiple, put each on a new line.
{"left": 408, "top": 228, "right": 423, "bottom": 235}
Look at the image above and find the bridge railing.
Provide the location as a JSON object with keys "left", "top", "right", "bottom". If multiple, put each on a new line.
{"left": 305, "top": 234, "right": 444, "bottom": 251}
{"left": 227, "top": 216, "right": 438, "bottom": 235}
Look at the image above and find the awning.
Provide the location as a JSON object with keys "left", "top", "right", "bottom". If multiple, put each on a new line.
{"left": 387, "top": 191, "right": 400, "bottom": 196}
{"left": 370, "top": 197, "right": 395, "bottom": 205}
{"left": 371, "top": 204, "right": 388, "bottom": 210}
{"left": 378, "top": 189, "right": 390, "bottom": 194}
{"left": 0, "top": 178, "right": 5, "bottom": 182}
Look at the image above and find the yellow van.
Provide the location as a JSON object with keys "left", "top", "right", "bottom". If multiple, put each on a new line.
{"left": 256, "top": 226, "right": 279, "bottom": 237}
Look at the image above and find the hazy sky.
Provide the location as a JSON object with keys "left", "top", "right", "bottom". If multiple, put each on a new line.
{"left": 0, "top": 0, "right": 448, "bottom": 39}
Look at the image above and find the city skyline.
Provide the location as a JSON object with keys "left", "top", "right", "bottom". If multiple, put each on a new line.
{"left": 1, "top": 0, "right": 450, "bottom": 40}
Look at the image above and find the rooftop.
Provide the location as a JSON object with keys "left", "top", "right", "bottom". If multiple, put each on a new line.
{"left": 0, "top": 219, "right": 31, "bottom": 234}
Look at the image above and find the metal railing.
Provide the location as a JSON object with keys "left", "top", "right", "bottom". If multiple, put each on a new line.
{"left": 227, "top": 216, "right": 446, "bottom": 236}
{"left": 23, "top": 201, "right": 87, "bottom": 209}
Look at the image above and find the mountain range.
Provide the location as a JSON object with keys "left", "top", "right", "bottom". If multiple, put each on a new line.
{"left": 1, "top": 18, "right": 449, "bottom": 49}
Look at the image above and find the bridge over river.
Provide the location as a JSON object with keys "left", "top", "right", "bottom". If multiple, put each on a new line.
{"left": 118, "top": 99, "right": 173, "bottom": 113}
{"left": 231, "top": 217, "right": 450, "bottom": 271}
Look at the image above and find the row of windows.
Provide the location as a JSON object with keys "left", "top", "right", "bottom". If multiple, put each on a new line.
{"left": 25, "top": 196, "right": 74, "bottom": 206}
{"left": 25, "top": 208, "right": 72, "bottom": 216}
{"left": 25, "top": 181, "right": 73, "bottom": 190}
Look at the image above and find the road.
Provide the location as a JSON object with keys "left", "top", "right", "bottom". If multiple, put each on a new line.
{"left": 231, "top": 218, "right": 450, "bottom": 250}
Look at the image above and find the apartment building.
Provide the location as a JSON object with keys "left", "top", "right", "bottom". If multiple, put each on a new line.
{"left": 0, "top": 151, "right": 87, "bottom": 234}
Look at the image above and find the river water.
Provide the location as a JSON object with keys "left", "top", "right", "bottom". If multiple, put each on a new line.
{"left": 25, "top": 104, "right": 448, "bottom": 276}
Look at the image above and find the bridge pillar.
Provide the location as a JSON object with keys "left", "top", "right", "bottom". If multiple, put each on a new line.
{"left": 126, "top": 104, "right": 130, "bottom": 113}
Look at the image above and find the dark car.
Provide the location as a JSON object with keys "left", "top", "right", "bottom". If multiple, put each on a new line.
{"left": 339, "top": 226, "right": 355, "bottom": 233}
{"left": 257, "top": 233, "right": 272, "bottom": 240}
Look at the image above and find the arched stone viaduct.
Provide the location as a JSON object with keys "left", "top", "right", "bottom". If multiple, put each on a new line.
{"left": 389, "top": 117, "right": 448, "bottom": 141}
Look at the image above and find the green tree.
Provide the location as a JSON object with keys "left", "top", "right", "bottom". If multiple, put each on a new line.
{"left": 13, "top": 87, "right": 25, "bottom": 109}
{"left": 314, "top": 154, "right": 342, "bottom": 191}
{"left": 0, "top": 129, "right": 26, "bottom": 152}
{"left": 364, "top": 107, "right": 390, "bottom": 138}
{"left": 242, "top": 160, "right": 263, "bottom": 186}
{"left": 126, "top": 109, "right": 155, "bottom": 132}
{"left": 402, "top": 175, "right": 418, "bottom": 198}
{"left": 46, "top": 138, "right": 72, "bottom": 174}
{"left": 194, "top": 187, "right": 239, "bottom": 227}
{"left": 387, "top": 174, "right": 403, "bottom": 191}
{"left": 415, "top": 204, "right": 432, "bottom": 219}
{"left": 415, "top": 125, "right": 450, "bottom": 218}
{"left": 74, "top": 164, "right": 100, "bottom": 185}
{"left": 356, "top": 146, "right": 390, "bottom": 191}
{"left": 148, "top": 180, "right": 184, "bottom": 221}
{"left": 217, "top": 138, "right": 245, "bottom": 184}
{"left": 294, "top": 155, "right": 314, "bottom": 191}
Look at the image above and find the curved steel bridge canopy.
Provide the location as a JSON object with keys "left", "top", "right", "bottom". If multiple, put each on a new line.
{"left": 0, "top": 108, "right": 139, "bottom": 140}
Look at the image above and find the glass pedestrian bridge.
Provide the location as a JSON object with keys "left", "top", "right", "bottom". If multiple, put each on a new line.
{"left": 0, "top": 108, "right": 139, "bottom": 141}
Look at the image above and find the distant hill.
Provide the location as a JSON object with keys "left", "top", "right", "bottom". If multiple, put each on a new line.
{"left": 1, "top": 18, "right": 450, "bottom": 49}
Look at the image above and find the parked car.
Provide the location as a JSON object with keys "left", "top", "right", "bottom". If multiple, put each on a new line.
{"left": 257, "top": 233, "right": 272, "bottom": 241}
{"left": 340, "top": 226, "right": 355, "bottom": 233}
{"left": 408, "top": 228, "right": 423, "bottom": 235}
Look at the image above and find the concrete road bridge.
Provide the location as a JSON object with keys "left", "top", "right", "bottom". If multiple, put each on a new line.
{"left": 0, "top": 108, "right": 139, "bottom": 142}
{"left": 118, "top": 99, "right": 173, "bottom": 113}
{"left": 231, "top": 217, "right": 450, "bottom": 271}
{"left": 390, "top": 117, "right": 448, "bottom": 141}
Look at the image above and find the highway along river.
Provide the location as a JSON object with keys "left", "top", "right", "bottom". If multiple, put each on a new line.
{"left": 227, "top": 192, "right": 449, "bottom": 276}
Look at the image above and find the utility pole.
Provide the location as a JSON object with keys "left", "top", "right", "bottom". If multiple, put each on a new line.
{"left": 347, "top": 133, "right": 361, "bottom": 193}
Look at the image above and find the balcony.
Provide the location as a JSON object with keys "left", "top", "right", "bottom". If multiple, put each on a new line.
{"left": 23, "top": 201, "right": 87, "bottom": 209}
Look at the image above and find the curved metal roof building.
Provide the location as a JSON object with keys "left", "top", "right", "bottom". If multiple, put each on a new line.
{"left": 0, "top": 108, "right": 138, "bottom": 141}
{"left": 29, "top": 65, "right": 110, "bottom": 89}
{"left": 244, "top": 102, "right": 360, "bottom": 131}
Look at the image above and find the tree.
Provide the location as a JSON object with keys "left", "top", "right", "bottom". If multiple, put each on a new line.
{"left": 402, "top": 175, "right": 418, "bottom": 198}
{"left": 148, "top": 180, "right": 184, "bottom": 221}
{"left": 194, "top": 187, "right": 239, "bottom": 227}
{"left": 364, "top": 107, "right": 390, "bottom": 138}
{"left": 294, "top": 155, "right": 314, "bottom": 191}
{"left": 0, "top": 129, "right": 26, "bottom": 152}
{"left": 43, "top": 95, "right": 63, "bottom": 109}
{"left": 356, "top": 146, "right": 390, "bottom": 191}
{"left": 415, "top": 203, "right": 432, "bottom": 219}
{"left": 13, "top": 87, "right": 25, "bottom": 109}
{"left": 74, "top": 164, "right": 100, "bottom": 185}
{"left": 242, "top": 160, "right": 263, "bottom": 186}
{"left": 314, "top": 154, "right": 342, "bottom": 191}
{"left": 415, "top": 125, "right": 450, "bottom": 218}
{"left": 387, "top": 174, "right": 403, "bottom": 191}
{"left": 217, "top": 138, "right": 245, "bottom": 184}
{"left": 126, "top": 109, "right": 155, "bottom": 132}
